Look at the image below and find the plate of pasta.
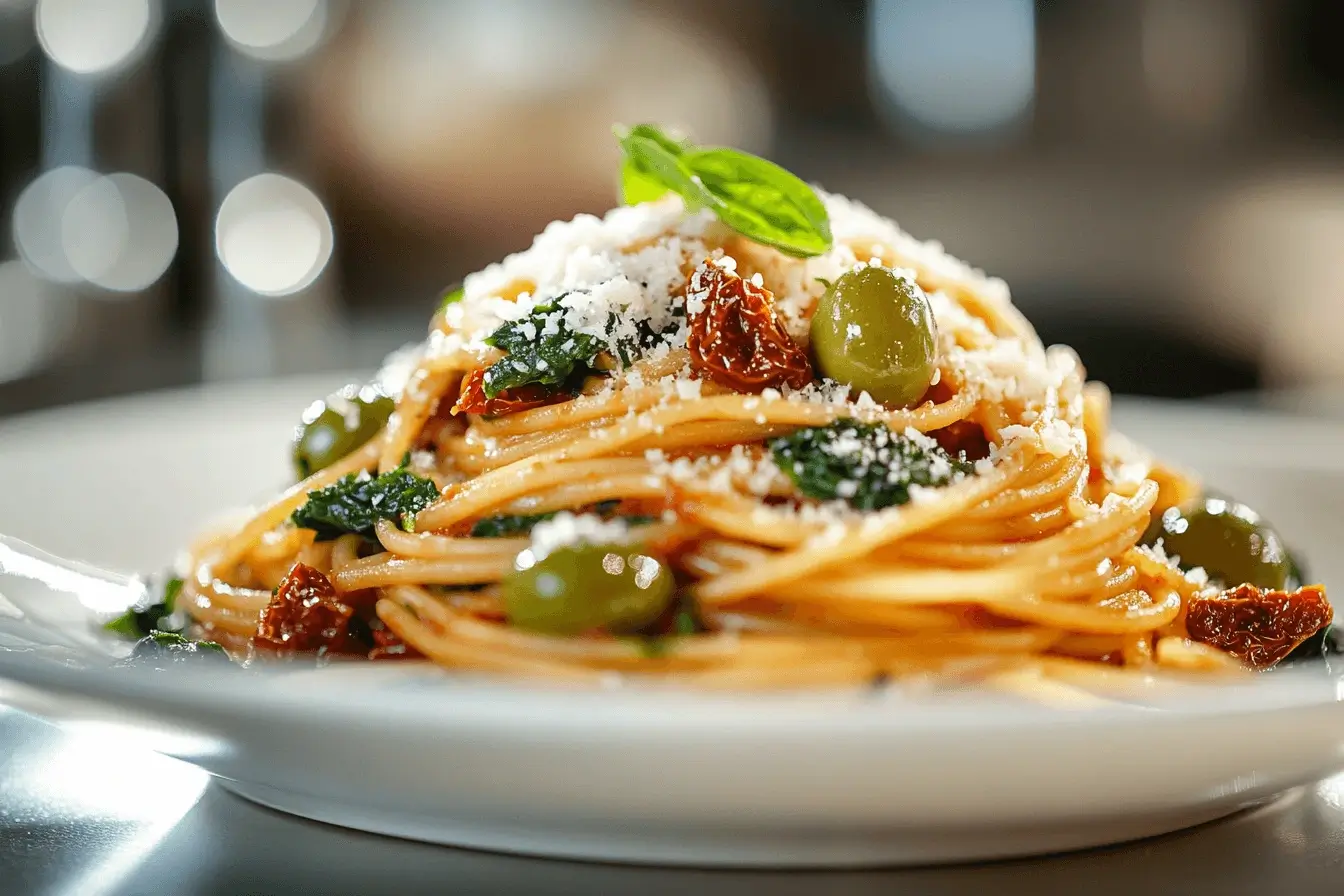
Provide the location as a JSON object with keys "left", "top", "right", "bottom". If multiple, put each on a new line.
{"left": 1, "top": 125, "right": 1342, "bottom": 867}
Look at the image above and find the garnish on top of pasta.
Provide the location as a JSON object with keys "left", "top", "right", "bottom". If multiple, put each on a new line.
{"left": 114, "top": 124, "right": 1332, "bottom": 694}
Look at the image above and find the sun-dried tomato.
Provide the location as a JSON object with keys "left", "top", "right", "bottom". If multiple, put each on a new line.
{"left": 1186, "top": 583, "right": 1333, "bottom": 670}
{"left": 685, "top": 261, "right": 812, "bottom": 393}
{"left": 368, "top": 620, "right": 423, "bottom": 661}
{"left": 930, "top": 421, "right": 991, "bottom": 462}
{"left": 255, "top": 562, "right": 357, "bottom": 656}
{"left": 450, "top": 368, "right": 560, "bottom": 417}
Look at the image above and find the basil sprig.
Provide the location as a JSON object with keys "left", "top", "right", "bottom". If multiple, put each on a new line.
{"left": 615, "top": 123, "right": 833, "bottom": 258}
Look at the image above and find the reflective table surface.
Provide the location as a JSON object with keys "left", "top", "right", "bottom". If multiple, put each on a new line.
{"left": 3, "top": 707, "right": 1344, "bottom": 895}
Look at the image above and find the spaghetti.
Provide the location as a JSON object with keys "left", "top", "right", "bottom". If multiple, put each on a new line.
{"left": 171, "top": 130, "right": 1330, "bottom": 696}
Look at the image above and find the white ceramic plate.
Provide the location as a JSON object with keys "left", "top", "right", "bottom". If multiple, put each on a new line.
{"left": 1, "top": 375, "right": 1343, "bottom": 869}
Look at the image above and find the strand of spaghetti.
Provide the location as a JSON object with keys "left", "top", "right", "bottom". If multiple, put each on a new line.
{"left": 760, "top": 518, "right": 1145, "bottom": 611}
{"left": 420, "top": 457, "right": 661, "bottom": 530}
{"left": 1082, "top": 382, "right": 1110, "bottom": 477}
{"left": 295, "top": 539, "right": 334, "bottom": 575}
{"left": 449, "top": 426, "right": 593, "bottom": 475}
{"left": 996, "top": 524, "right": 1150, "bottom": 596}
{"left": 181, "top": 586, "right": 265, "bottom": 636}
{"left": 772, "top": 567, "right": 1036, "bottom": 606}
{"left": 998, "top": 482, "right": 1157, "bottom": 569}
{"left": 984, "top": 589, "right": 1181, "bottom": 634}
{"left": 374, "top": 520, "right": 528, "bottom": 559}
{"left": 329, "top": 534, "right": 365, "bottom": 575}
{"left": 498, "top": 474, "right": 668, "bottom": 517}
{"left": 1050, "top": 633, "right": 1128, "bottom": 661}
{"left": 676, "top": 496, "right": 824, "bottom": 548}
{"left": 1121, "top": 632, "right": 1154, "bottom": 667}
{"left": 204, "top": 438, "right": 381, "bottom": 572}
{"left": 1125, "top": 547, "right": 1215, "bottom": 603}
{"left": 696, "top": 450, "right": 1028, "bottom": 604}
{"left": 468, "top": 385, "right": 975, "bottom": 473}
{"left": 381, "top": 589, "right": 889, "bottom": 675}
{"left": 891, "top": 506, "right": 1147, "bottom": 572}
{"left": 333, "top": 554, "right": 513, "bottom": 592}
{"left": 1154, "top": 636, "right": 1248, "bottom": 674}
{"left": 706, "top": 602, "right": 967, "bottom": 634}
{"left": 960, "top": 452, "right": 1086, "bottom": 520}
{"left": 933, "top": 504, "right": 1073, "bottom": 542}
{"left": 380, "top": 368, "right": 457, "bottom": 472}
{"left": 471, "top": 381, "right": 681, "bottom": 438}
{"left": 248, "top": 526, "right": 314, "bottom": 563}
{"left": 678, "top": 540, "right": 774, "bottom": 579}
{"left": 377, "top": 599, "right": 606, "bottom": 680}
{"left": 621, "top": 421, "right": 798, "bottom": 456}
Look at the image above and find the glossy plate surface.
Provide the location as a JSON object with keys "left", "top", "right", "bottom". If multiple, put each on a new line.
{"left": 0, "top": 375, "right": 1341, "bottom": 867}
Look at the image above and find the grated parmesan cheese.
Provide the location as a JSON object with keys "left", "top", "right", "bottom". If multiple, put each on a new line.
{"left": 525, "top": 513, "right": 631, "bottom": 562}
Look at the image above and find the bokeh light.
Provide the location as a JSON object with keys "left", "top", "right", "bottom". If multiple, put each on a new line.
{"left": 35, "top": 0, "right": 158, "bottom": 76}
{"left": 13, "top": 167, "right": 178, "bottom": 293}
{"left": 215, "top": 172, "right": 334, "bottom": 298}
{"left": 13, "top": 165, "right": 100, "bottom": 283}
{"left": 214, "top": 0, "right": 329, "bottom": 62}
{"left": 869, "top": 0, "right": 1035, "bottom": 137}
{"left": 66, "top": 172, "right": 179, "bottom": 292}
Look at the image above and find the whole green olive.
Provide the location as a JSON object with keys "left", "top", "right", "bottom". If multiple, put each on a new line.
{"left": 809, "top": 266, "right": 938, "bottom": 408}
{"left": 503, "top": 543, "right": 676, "bottom": 636}
{"left": 292, "top": 385, "right": 395, "bottom": 479}
{"left": 1144, "top": 497, "right": 1294, "bottom": 590}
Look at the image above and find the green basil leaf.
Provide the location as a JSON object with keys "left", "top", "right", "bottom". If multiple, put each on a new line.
{"left": 618, "top": 133, "right": 712, "bottom": 209}
{"left": 682, "top": 148, "right": 832, "bottom": 257}
{"left": 620, "top": 158, "right": 671, "bottom": 205}
{"left": 616, "top": 125, "right": 690, "bottom": 204}
{"left": 624, "top": 123, "right": 690, "bottom": 157}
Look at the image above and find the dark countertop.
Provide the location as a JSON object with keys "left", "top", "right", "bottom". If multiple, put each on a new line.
{"left": 3, "top": 705, "right": 1344, "bottom": 895}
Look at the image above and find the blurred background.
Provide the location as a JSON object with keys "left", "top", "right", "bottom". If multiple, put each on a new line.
{"left": 1, "top": 0, "right": 1343, "bottom": 417}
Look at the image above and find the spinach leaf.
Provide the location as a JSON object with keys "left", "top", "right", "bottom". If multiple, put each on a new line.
{"left": 120, "top": 631, "right": 230, "bottom": 668}
{"left": 469, "top": 501, "right": 653, "bottom": 538}
{"left": 482, "top": 302, "right": 605, "bottom": 399}
{"left": 104, "top": 576, "right": 185, "bottom": 639}
{"left": 614, "top": 123, "right": 833, "bottom": 257}
{"left": 770, "top": 421, "right": 972, "bottom": 511}
{"left": 470, "top": 512, "right": 557, "bottom": 538}
{"left": 291, "top": 466, "right": 440, "bottom": 541}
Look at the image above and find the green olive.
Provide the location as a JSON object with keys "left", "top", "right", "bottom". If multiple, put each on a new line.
{"left": 809, "top": 266, "right": 937, "bottom": 407}
{"left": 292, "top": 385, "right": 395, "bottom": 479}
{"left": 1143, "top": 497, "right": 1294, "bottom": 590}
{"left": 503, "top": 543, "right": 676, "bottom": 636}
